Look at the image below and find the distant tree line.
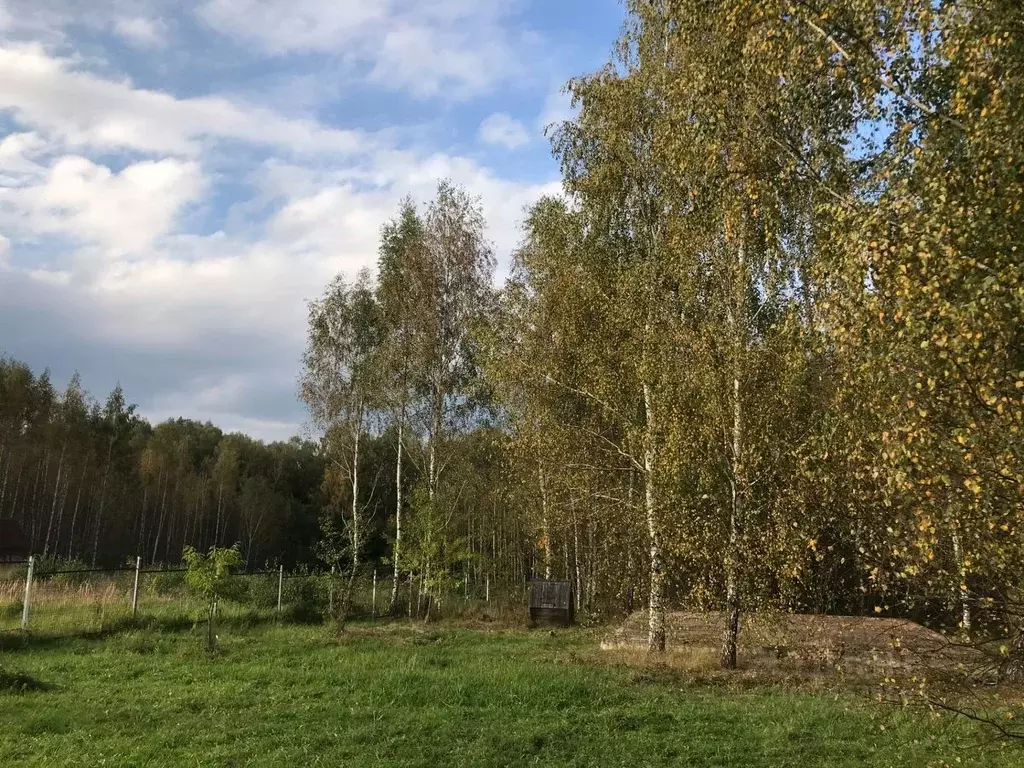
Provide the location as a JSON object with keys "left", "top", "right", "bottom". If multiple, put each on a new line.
{"left": 0, "top": 359, "right": 329, "bottom": 569}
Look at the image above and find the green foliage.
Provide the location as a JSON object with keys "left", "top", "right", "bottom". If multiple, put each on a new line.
{"left": 183, "top": 546, "right": 243, "bottom": 604}
{"left": 148, "top": 569, "right": 187, "bottom": 597}
{"left": 401, "top": 484, "right": 474, "bottom": 616}
{"left": 182, "top": 545, "right": 243, "bottom": 651}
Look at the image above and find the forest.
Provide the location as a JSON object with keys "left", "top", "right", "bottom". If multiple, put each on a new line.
{"left": 2, "top": 0, "right": 1023, "bottom": 673}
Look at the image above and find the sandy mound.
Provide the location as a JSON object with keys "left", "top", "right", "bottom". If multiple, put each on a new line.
{"left": 602, "top": 611, "right": 957, "bottom": 671}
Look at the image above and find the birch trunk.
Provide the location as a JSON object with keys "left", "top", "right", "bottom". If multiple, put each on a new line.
{"left": 951, "top": 527, "right": 971, "bottom": 633}
{"left": 539, "top": 466, "right": 552, "bottom": 580}
{"left": 8, "top": 463, "right": 24, "bottom": 526}
{"left": 30, "top": 449, "right": 49, "bottom": 551}
{"left": 92, "top": 438, "right": 113, "bottom": 566}
{"left": 0, "top": 447, "right": 9, "bottom": 514}
{"left": 428, "top": 406, "right": 440, "bottom": 502}
{"left": 338, "top": 409, "right": 362, "bottom": 632}
{"left": 721, "top": 371, "right": 744, "bottom": 669}
{"left": 391, "top": 418, "right": 403, "bottom": 609}
{"left": 152, "top": 472, "right": 171, "bottom": 565}
{"left": 215, "top": 483, "right": 224, "bottom": 547}
{"left": 43, "top": 441, "right": 67, "bottom": 557}
{"left": 721, "top": 234, "right": 747, "bottom": 670}
{"left": 65, "top": 459, "right": 89, "bottom": 559}
{"left": 643, "top": 380, "right": 666, "bottom": 652}
{"left": 572, "top": 500, "right": 582, "bottom": 613}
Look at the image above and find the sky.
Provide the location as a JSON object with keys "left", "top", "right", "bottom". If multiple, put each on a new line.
{"left": 0, "top": 0, "right": 626, "bottom": 441}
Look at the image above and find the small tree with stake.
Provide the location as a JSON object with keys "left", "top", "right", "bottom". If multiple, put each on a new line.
{"left": 183, "top": 545, "right": 242, "bottom": 652}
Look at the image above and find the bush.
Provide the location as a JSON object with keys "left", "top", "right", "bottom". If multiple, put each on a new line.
{"left": 148, "top": 570, "right": 187, "bottom": 596}
{"left": 232, "top": 573, "right": 278, "bottom": 609}
{"left": 42, "top": 558, "right": 94, "bottom": 587}
{"left": 284, "top": 576, "right": 327, "bottom": 624}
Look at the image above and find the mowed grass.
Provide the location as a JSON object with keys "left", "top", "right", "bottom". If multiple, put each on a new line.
{"left": 0, "top": 621, "right": 1021, "bottom": 767}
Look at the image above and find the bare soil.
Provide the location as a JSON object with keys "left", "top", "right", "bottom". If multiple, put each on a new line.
{"left": 601, "top": 611, "right": 966, "bottom": 676}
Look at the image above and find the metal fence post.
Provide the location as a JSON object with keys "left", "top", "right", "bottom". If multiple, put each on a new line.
{"left": 277, "top": 564, "right": 284, "bottom": 614}
{"left": 21, "top": 555, "right": 34, "bottom": 632}
{"left": 328, "top": 565, "right": 335, "bottom": 617}
{"left": 131, "top": 556, "right": 141, "bottom": 617}
{"left": 372, "top": 568, "right": 377, "bottom": 617}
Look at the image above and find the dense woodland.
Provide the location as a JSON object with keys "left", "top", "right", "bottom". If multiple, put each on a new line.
{"left": 1, "top": 0, "right": 1022, "bottom": 669}
{"left": 0, "top": 363, "right": 326, "bottom": 569}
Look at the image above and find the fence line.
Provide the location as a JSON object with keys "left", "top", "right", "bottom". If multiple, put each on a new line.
{"left": 1, "top": 559, "right": 509, "bottom": 638}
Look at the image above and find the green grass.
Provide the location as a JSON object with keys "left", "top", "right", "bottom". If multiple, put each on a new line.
{"left": 0, "top": 621, "right": 1021, "bottom": 767}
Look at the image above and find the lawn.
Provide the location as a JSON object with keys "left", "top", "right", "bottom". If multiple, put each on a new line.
{"left": 0, "top": 620, "right": 1021, "bottom": 767}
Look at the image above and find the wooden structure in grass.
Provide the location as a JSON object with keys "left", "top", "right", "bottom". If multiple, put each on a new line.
{"left": 528, "top": 579, "right": 574, "bottom": 627}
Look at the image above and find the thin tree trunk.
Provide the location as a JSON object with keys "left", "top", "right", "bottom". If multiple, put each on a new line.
{"left": 0, "top": 446, "right": 10, "bottom": 514}
{"left": 721, "top": 372, "right": 744, "bottom": 669}
{"left": 152, "top": 471, "right": 171, "bottom": 564}
{"left": 136, "top": 485, "right": 149, "bottom": 557}
{"left": 29, "top": 449, "right": 49, "bottom": 551}
{"left": 391, "top": 418, "right": 403, "bottom": 610}
{"left": 43, "top": 441, "right": 67, "bottom": 557}
{"left": 539, "top": 465, "right": 552, "bottom": 580}
{"left": 428, "top": 411, "right": 439, "bottom": 503}
{"left": 52, "top": 474, "right": 70, "bottom": 557}
{"left": 722, "top": 235, "right": 747, "bottom": 671}
{"left": 8, "top": 462, "right": 24, "bottom": 525}
{"left": 92, "top": 438, "right": 113, "bottom": 566}
{"left": 65, "top": 458, "right": 89, "bottom": 560}
{"left": 643, "top": 381, "right": 666, "bottom": 652}
{"left": 572, "top": 500, "right": 582, "bottom": 613}
{"left": 951, "top": 527, "right": 971, "bottom": 633}
{"left": 339, "top": 408, "right": 362, "bottom": 632}
{"left": 215, "top": 483, "right": 224, "bottom": 548}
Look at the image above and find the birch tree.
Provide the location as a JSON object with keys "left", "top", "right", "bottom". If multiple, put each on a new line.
{"left": 300, "top": 269, "right": 382, "bottom": 625}
{"left": 376, "top": 199, "right": 425, "bottom": 608}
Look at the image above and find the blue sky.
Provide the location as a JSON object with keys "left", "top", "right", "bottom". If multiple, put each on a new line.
{"left": 0, "top": 0, "right": 626, "bottom": 440}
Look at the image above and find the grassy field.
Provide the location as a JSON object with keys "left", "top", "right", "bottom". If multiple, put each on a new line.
{"left": 1, "top": 619, "right": 1022, "bottom": 767}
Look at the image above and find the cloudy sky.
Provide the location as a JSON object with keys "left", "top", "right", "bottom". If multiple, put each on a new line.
{"left": 0, "top": 0, "right": 625, "bottom": 441}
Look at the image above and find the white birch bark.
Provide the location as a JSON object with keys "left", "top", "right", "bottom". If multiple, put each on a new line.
{"left": 643, "top": 380, "right": 666, "bottom": 652}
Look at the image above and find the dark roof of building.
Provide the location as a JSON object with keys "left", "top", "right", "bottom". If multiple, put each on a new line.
{"left": 0, "top": 519, "right": 29, "bottom": 557}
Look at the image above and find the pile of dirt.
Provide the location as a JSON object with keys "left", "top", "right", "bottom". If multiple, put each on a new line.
{"left": 602, "top": 611, "right": 959, "bottom": 672}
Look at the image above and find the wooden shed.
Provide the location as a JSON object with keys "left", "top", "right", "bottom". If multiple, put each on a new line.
{"left": 0, "top": 519, "right": 29, "bottom": 563}
{"left": 528, "top": 580, "right": 574, "bottom": 627}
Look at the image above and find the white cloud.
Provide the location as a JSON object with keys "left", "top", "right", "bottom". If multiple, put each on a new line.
{"left": 114, "top": 16, "right": 167, "bottom": 48}
{"left": 197, "top": 0, "right": 384, "bottom": 54}
{"left": 0, "top": 43, "right": 369, "bottom": 157}
{"left": 0, "top": 0, "right": 578, "bottom": 439}
{"left": 0, "top": 131, "right": 48, "bottom": 182}
{"left": 2, "top": 155, "right": 203, "bottom": 255}
{"left": 478, "top": 112, "right": 530, "bottom": 150}
{"left": 197, "top": 0, "right": 528, "bottom": 99}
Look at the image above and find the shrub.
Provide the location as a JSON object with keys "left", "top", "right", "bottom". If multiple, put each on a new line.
{"left": 149, "top": 569, "right": 187, "bottom": 596}
{"left": 182, "top": 545, "right": 243, "bottom": 652}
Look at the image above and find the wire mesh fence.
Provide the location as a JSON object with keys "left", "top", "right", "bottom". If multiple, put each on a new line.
{"left": 0, "top": 558, "right": 400, "bottom": 638}
{"left": 0, "top": 556, "right": 531, "bottom": 640}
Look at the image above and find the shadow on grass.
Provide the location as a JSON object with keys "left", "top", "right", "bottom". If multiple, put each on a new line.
{"left": 0, "top": 668, "right": 51, "bottom": 693}
{"left": 0, "top": 609, "right": 300, "bottom": 652}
